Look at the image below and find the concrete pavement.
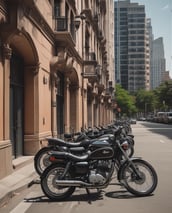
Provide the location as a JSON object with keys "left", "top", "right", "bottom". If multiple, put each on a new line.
{"left": 0, "top": 156, "right": 38, "bottom": 208}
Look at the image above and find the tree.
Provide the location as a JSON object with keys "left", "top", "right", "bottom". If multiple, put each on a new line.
{"left": 135, "top": 89, "right": 157, "bottom": 114}
{"left": 115, "top": 84, "right": 137, "bottom": 117}
{"left": 154, "top": 80, "right": 172, "bottom": 111}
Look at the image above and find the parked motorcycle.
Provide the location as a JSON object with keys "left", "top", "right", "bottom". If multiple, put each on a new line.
{"left": 40, "top": 127, "right": 158, "bottom": 200}
{"left": 34, "top": 137, "right": 92, "bottom": 175}
{"left": 34, "top": 124, "right": 134, "bottom": 175}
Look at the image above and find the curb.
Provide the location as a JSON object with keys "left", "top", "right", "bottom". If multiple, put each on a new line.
{"left": 0, "top": 158, "right": 39, "bottom": 208}
{"left": 0, "top": 172, "right": 38, "bottom": 208}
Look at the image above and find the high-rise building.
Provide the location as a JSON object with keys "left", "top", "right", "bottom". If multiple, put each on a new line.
{"left": 114, "top": 0, "right": 150, "bottom": 93}
{"left": 146, "top": 18, "right": 154, "bottom": 90}
{"left": 151, "top": 37, "right": 166, "bottom": 89}
{"left": 162, "top": 71, "right": 171, "bottom": 82}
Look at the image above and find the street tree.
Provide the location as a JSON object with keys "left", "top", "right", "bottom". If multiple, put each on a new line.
{"left": 135, "top": 89, "right": 157, "bottom": 114}
{"left": 154, "top": 80, "right": 172, "bottom": 111}
{"left": 115, "top": 84, "right": 137, "bottom": 117}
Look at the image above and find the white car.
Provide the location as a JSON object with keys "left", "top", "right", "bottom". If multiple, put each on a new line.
{"left": 130, "top": 118, "right": 137, "bottom": 124}
{"left": 140, "top": 117, "right": 146, "bottom": 121}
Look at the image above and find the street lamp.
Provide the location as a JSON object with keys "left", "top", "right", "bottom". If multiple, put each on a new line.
{"left": 74, "top": 13, "right": 86, "bottom": 131}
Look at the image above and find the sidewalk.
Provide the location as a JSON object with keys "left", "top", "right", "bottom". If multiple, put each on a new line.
{"left": 0, "top": 156, "right": 38, "bottom": 208}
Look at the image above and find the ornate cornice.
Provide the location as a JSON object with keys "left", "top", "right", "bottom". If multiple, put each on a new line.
{"left": 22, "top": 2, "right": 55, "bottom": 45}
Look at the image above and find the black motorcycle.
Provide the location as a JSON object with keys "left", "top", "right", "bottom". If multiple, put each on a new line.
{"left": 34, "top": 126, "right": 134, "bottom": 175}
{"left": 34, "top": 135, "right": 88, "bottom": 176}
{"left": 40, "top": 128, "right": 158, "bottom": 200}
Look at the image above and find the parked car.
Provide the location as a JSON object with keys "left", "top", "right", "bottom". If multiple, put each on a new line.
{"left": 162, "top": 112, "right": 172, "bottom": 124}
{"left": 139, "top": 117, "right": 146, "bottom": 121}
{"left": 130, "top": 118, "right": 137, "bottom": 124}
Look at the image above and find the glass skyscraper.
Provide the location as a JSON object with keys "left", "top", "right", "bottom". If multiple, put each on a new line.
{"left": 114, "top": 0, "right": 150, "bottom": 93}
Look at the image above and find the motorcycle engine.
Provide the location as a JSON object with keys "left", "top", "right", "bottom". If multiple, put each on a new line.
{"left": 89, "top": 160, "right": 111, "bottom": 184}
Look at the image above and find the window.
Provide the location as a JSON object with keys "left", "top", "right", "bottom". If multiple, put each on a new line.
{"left": 54, "top": 0, "right": 60, "bottom": 17}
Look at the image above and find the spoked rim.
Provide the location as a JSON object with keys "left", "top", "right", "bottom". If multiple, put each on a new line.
{"left": 122, "top": 160, "right": 157, "bottom": 196}
{"left": 38, "top": 153, "right": 51, "bottom": 173}
{"left": 45, "top": 167, "right": 72, "bottom": 196}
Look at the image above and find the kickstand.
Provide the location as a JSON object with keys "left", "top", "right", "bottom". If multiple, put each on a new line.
{"left": 28, "top": 178, "right": 40, "bottom": 188}
{"left": 86, "top": 188, "right": 92, "bottom": 204}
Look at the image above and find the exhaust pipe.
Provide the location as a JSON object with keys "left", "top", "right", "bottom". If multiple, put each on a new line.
{"left": 55, "top": 180, "right": 92, "bottom": 187}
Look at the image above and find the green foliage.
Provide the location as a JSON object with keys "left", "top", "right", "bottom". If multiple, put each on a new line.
{"left": 114, "top": 80, "right": 172, "bottom": 117}
{"left": 135, "top": 80, "right": 172, "bottom": 113}
{"left": 135, "top": 89, "right": 157, "bottom": 113}
{"left": 115, "top": 84, "right": 137, "bottom": 116}
{"left": 154, "top": 80, "right": 172, "bottom": 110}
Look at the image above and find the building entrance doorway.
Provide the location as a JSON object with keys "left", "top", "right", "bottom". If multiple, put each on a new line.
{"left": 56, "top": 72, "right": 64, "bottom": 136}
{"left": 10, "top": 53, "right": 24, "bottom": 158}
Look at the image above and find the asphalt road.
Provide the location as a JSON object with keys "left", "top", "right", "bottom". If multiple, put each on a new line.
{"left": 1, "top": 121, "right": 172, "bottom": 213}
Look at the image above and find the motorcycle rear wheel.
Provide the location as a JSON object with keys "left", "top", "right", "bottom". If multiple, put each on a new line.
{"left": 119, "top": 159, "right": 158, "bottom": 196}
{"left": 34, "top": 147, "right": 53, "bottom": 175}
{"left": 41, "top": 164, "right": 75, "bottom": 201}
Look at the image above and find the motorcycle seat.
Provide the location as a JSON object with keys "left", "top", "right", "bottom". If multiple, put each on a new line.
{"left": 47, "top": 137, "right": 91, "bottom": 148}
{"left": 50, "top": 151, "right": 89, "bottom": 162}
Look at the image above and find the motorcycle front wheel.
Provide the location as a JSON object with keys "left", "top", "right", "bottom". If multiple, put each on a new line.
{"left": 126, "top": 145, "right": 134, "bottom": 157}
{"left": 119, "top": 159, "right": 158, "bottom": 196}
{"left": 41, "top": 164, "right": 75, "bottom": 201}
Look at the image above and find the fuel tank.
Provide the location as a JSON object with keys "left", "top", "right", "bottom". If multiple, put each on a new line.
{"left": 89, "top": 147, "right": 114, "bottom": 160}
{"left": 89, "top": 140, "right": 110, "bottom": 151}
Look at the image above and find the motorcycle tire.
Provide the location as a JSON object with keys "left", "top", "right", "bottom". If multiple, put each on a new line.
{"left": 119, "top": 158, "right": 158, "bottom": 196}
{"left": 126, "top": 145, "right": 134, "bottom": 157}
{"left": 41, "top": 163, "right": 75, "bottom": 201}
{"left": 34, "top": 146, "right": 54, "bottom": 175}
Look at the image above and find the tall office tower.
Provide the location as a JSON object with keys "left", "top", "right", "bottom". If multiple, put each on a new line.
{"left": 114, "top": 0, "right": 150, "bottom": 93}
{"left": 152, "top": 37, "right": 166, "bottom": 89}
{"left": 146, "top": 18, "right": 154, "bottom": 89}
{"left": 145, "top": 18, "right": 152, "bottom": 90}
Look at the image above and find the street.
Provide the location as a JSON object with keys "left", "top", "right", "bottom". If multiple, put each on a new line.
{"left": 1, "top": 121, "right": 172, "bottom": 213}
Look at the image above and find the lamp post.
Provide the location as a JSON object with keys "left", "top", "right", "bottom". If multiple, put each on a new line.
{"left": 74, "top": 13, "right": 86, "bottom": 131}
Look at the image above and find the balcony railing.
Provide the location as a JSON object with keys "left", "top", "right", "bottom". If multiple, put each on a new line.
{"left": 84, "top": 61, "right": 98, "bottom": 78}
{"left": 54, "top": 16, "right": 76, "bottom": 46}
{"left": 54, "top": 16, "right": 67, "bottom": 31}
{"left": 83, "top": 53, "right": 100, "bottom": 82}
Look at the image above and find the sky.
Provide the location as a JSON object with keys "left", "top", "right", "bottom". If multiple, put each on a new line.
{"left": 130, "top": 0, "right": 172, "bottom": 77}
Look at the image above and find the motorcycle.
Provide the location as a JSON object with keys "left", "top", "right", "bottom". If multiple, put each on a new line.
{"left": 34, "top": 125, "right": 134, "bottom": 175}
{"left": 34, "top": 135, "right": 88, "bottom": 176}
{"left": 40, "top": 127, "right": 158, "bottom": 200}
